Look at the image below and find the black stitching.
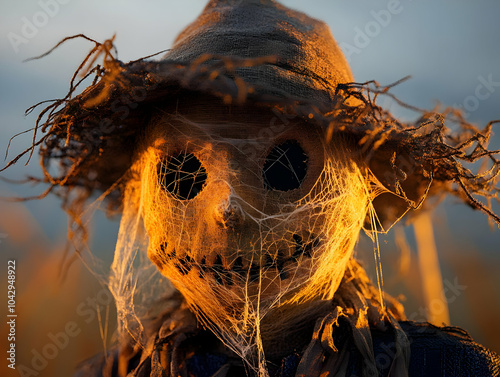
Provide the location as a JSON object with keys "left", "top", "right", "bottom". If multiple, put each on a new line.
{"left": 212, "top": 255, "right": 224, "bottom": 285}
{"left": 232, "top": 257, "right": 245, "bottom": 279}
{"left": 264, "top": 254, "right": 274, "bottom": 269}
{"left": 249, "top": 264, "right": 260, "bottom": 282}
{"left": 166, "top": 235, "right": 320, "bottom": 283}
{"left": 276, "top": 252, "right": 288, "bottom": 280}
{"left": 198, "top": 256, "right": 207, "bottom": 278}
{"left": 176, "top": 255, "right": 192, "bottom": 275}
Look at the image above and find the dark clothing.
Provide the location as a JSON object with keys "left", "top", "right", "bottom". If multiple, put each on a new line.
{"left": 75, "top": 320, "right": 500, "bottom": 377}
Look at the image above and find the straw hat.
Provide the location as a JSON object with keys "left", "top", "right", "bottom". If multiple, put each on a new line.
{"left": 8, "top": 0, "right": 499, "bottom": 226}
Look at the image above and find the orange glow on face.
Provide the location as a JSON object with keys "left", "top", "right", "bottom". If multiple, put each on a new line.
{"left": 131, "top": 105, "right": 369, "bottom": 330}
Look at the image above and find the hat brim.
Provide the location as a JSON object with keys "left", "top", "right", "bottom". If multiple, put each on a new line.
{"left": 9, "top": 44, "right": 500, "bottom": 227}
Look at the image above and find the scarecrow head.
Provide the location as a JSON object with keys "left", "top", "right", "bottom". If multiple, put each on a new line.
{"left": 136, "top": 98, "right": 369, "bottom": 335}
{"left": 6, "top": 0, "right": 499, "bottom": 370}
{"left": 132, "top": 0, "right": 371, "bottom": 335}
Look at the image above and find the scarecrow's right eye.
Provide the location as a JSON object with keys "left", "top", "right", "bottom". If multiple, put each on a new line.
{"left": 157, "top": 153, "right": 207, "bottom": 200}
{"left": 263, "top": 140, "right": 308, "bottom": 191}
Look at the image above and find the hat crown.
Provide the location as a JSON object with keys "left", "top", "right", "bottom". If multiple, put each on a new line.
{"left": 163, "top": 0, "right": 353, "bottom": 104}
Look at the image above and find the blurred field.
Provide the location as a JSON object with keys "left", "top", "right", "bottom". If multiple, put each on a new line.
{"left": 357, "top": 206, "right": 500, "bottom": 355}
{"left": 0, "top": 199, "right": 116, "bottom": 377}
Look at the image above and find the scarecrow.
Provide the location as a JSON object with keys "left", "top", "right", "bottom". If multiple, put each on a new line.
{"left": 4, "top": 0, "right": 500, "bottom": 376}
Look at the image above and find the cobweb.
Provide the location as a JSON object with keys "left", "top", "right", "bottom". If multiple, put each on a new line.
{"left": 110, "top": 114, "right": 374, "bottom": 375}
{"left": 2, "top": 35, "right": 497, "bottom": 376}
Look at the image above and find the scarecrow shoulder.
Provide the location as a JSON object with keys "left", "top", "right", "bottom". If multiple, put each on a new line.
{"left": 400, "top": 321, "right": 500, "bottom": 377}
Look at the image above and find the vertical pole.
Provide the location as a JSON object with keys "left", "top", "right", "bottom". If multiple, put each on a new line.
{"left": 413, "top": 211, "right": 450, "bottom": 325}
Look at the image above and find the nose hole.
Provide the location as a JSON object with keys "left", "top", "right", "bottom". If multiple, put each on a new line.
{"left": 215, "top": 201, "right": 243, "bottom": 228}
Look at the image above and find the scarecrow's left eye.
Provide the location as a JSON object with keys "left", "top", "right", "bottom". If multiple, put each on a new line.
{"left": 157, "top": 153, "right": 207, "bottom": 200}
{"left": 263, "top": 140, "right": 308, "bottom": 191}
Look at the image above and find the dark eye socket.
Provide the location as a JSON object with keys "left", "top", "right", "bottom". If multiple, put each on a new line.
{"left": 157, "top": 153, "right": 207, "bottom": 200}
{"left": 263, "top": 140, "right": 308, "bottom": 191}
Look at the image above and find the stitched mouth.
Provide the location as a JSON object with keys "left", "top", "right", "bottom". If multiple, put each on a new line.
{"left": 157, "top": 234, "right": 321, "bottom": 286}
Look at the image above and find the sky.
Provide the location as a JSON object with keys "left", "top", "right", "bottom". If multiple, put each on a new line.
{"left": 0, "top": 0, "right": 500, "bottom": 368}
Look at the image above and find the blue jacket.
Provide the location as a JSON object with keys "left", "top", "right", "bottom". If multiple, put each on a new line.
{"left": 76, "top": 320, "right": 500, "bottom": 376}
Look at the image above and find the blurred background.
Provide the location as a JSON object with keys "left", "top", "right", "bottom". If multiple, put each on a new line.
{"left": 1, "top": 1, "right": 499, "bottom": 376}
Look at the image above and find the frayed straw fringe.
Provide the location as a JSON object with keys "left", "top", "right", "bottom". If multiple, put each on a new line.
{"left": 2, "top": 35, "right": 499, "bottom": 229}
